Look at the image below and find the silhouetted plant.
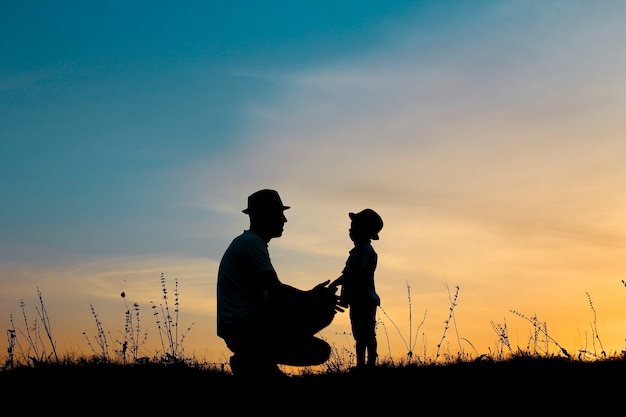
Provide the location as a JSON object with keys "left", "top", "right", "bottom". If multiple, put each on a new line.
{"left": 35, "top": 287, "right": 58, "bottom": 363}
{"left": 150, "top": 273, "right": 194, "bottom": 363}
{"left": 7, "top": 276, "right": 626, "bottom": 373}
{"left": 323, "top": 343, "right": 354, "bottom": 373}
{"left": 117, "top": 291, "right": 148, "bottom": 363}
{"left": 490, "top": 318, "right": 513, "bottom": 360}
{"left": 3, "top": 288, "right": 59, "bottom": 368}
{"left": 82, "top": 302, "right": 111, "bottom": 362}
{"left": 379, "top": 281, "right": 428, "bottom": 363}
{"left": 435, "top": 283, "right": 460, "bottom": 363}
{"left": 577, "top": 291, "right": 607, "bottom": 360}
{"left": 509, "top": 310, "right": 570, "bottom": 359}
{"left": 4, "top": 328, "right": 15, "bottom": 370}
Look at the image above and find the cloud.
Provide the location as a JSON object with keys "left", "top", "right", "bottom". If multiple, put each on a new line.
{"left": 133, "top": 1, "right": 626, "bottom": 358}
{"left": 76, "top": 2, "right": 626, "bottom": 358}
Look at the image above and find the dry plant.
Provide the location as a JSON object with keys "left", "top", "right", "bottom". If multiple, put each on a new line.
{"left": 323, "top": 343, "right": 355, "bottom": 373}
{"left": 82, "top": 290, "right": 149, "bottom": 363}
{"left": 4, "top": 277, "right": 626, "bottom": 373}
{"left": 434, "top": 281, "right": 476, "bottom": 363}
{"left": 150, "top": 273, "right": 194, "bottom": 363}
{"left": 3, "top": 287, "right": 59, "bottom": 369}
{"left": 577, "top": 291, "right": 607, "bottom": 360}
{"left": 118, "top": 291, "right": 149, "bottom": 363}
{"left": 434, "top": 281, "right": 460, "bottom": 363}
{"left": 378, "top": 281, "right": 428, "bottom": 364}
{"left": 490, "top": 318, "right": 513, "bottom": 360}
{"left": 82, "top": 302, "right": 111, "bottom": 361}
{"left": 5, "top": 273, "right": 195, "bottom": 369}
{"left": 509, "top": 309, "right": 571, "bottom": 359}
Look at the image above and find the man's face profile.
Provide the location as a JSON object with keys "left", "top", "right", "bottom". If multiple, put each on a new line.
{"left": 251, "top": 209, "right": 287, "bottom": 239}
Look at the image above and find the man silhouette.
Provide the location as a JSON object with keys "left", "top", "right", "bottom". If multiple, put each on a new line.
{"left": 216, "top": 189, "right": 341, "bottom": 379}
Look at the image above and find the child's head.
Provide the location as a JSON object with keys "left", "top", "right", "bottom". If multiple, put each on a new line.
{"left": 349, "top": 209, "right": 383, "bottom": 241}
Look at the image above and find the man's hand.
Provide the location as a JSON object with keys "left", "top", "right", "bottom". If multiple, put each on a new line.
{"left": 312, "top": 280, "right": 332, "bottom": 291}
{"left": 327, "top": 277, "right": 341, "bottom": 290}
{"left": 311, "top": 280, "right": 345, "bottom": 313}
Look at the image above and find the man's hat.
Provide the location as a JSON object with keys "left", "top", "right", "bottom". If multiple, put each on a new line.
{"left": 349, "top": 209, "right": 383, "bottom": 240}
{"left": 242, "top": 189, "right": 290, "bottom": 214}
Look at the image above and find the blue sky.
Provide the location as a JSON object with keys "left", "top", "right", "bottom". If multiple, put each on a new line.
{"left": 2, "top": 1, "right": 435, "bottom": 260}
{"left": 2, "top": 1, "right": 626, "bottom": 364}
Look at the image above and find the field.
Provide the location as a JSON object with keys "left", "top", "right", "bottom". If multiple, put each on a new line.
{"left": 1, "top": 355, "right": 624, "bottom": 413}
{"left": 2, "top": 279, "right": 624, "bottom": 413}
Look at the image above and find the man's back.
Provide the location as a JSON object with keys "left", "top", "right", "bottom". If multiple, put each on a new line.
{"left": 216, "top": 229, "right": 273, "bottom": 337}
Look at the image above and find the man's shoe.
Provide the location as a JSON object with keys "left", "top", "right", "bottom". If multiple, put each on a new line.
{"left": 229, "top": 354, "right": 288, "bottom": 381}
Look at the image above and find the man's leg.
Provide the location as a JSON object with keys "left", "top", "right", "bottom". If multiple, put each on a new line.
{"left": 274, "top": 290, "right": 337, "bottom": 336}
{"left": 271, "top": 336, "right": 331, "bottom": 366}
{"left": 224, "top": 317, "right": 287, "bottom": 379}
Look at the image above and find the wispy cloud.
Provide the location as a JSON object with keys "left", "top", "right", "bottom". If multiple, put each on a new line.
{"left": 4, "top": 1, "right": 626, "bottom": 360}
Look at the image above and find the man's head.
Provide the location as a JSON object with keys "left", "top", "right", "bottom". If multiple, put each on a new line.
{"left": 349, "top": 209, "right": 383, "bottom": 241}
{"left": 243, "top": 189, "right": 290, "bottom": 241}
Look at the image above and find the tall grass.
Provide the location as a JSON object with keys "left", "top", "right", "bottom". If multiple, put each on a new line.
{"left": 3, "top": 276, "right": 626, "bottom": 373}
{"left": 4, "top": 273, "right": 194, "bottom": 370}
{"left": 151, "top": 273, "right": 194, "bottom": 363}
{"left": 5, "top": 287, "right": 59, "bottom": 368}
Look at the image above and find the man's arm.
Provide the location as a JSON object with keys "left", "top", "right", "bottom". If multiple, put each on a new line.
{"left": 257, "top": 269, "right": 307, "bottom": 300}
{"left": 259, "top": 270, "right": 343, "bottom": 312}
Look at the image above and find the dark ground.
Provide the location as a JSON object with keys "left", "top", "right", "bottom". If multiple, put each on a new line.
{"left": 1, "top": 356, "right": 624, "bottom": 413}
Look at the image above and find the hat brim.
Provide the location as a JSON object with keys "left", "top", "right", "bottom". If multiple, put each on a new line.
{"left": 242, "top": 205, "right": 290, "bottom": 214}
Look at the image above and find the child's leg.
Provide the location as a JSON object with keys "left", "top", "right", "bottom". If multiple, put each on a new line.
{"left": 355, "top": 339, "right": 366, "bottom": 367}
{"left": 366, "top": 336, "right": 377, "bottom": 366}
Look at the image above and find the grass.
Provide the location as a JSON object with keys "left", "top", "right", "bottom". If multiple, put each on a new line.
{"left": 2, "top": 275, "right": 625, "bottom": 412}
{"left": 1, "top": 353, "right": 624, "bottom": 412}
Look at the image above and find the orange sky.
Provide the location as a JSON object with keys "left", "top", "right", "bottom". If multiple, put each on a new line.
{"left": 2, "top": 2, "right": 626, "bottom": 367}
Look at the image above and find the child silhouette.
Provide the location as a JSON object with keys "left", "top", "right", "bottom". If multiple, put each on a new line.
{"left": 330, "top": 208, "right": 383, "bottom": 368}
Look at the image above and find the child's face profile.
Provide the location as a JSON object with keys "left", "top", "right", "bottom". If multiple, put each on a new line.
{"left": 349, "top": 220, "right": 369, "bottom": 242}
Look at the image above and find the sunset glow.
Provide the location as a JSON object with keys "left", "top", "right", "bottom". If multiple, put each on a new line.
{"left": 2, "top": 1, "right": 626, "bottom": 367}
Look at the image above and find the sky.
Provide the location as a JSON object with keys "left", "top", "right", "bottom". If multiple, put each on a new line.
{"left": 2, "top": 1, "right": 626, "bottom": 367}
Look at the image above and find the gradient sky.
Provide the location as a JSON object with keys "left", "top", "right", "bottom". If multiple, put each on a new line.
{"left": 2, "top": 1, "right": 626, "bottom": 367}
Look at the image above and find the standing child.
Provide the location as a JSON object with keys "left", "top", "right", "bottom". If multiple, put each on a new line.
{"left": 330, "top": 208, "right": 383, "bottom": 368}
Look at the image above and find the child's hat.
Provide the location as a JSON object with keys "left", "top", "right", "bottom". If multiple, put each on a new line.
{"left": 349, "top": 209, "right": 383, "bottom": 240}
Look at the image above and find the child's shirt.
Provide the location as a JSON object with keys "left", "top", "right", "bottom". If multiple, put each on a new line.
{"left": 339, "top": 239, "right": 380, "bottom": 307}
